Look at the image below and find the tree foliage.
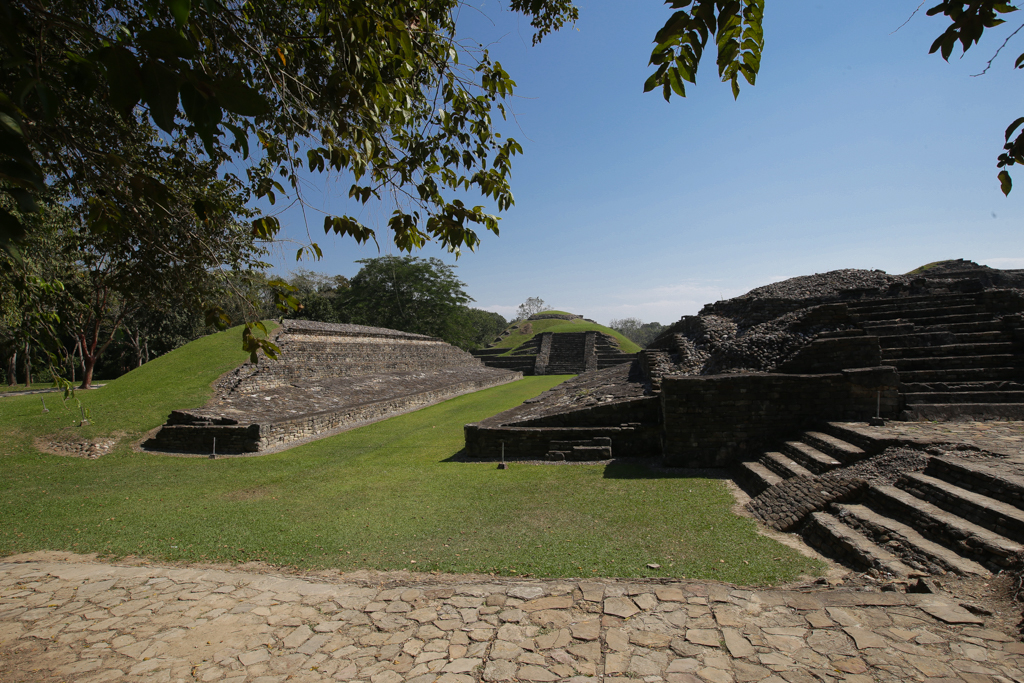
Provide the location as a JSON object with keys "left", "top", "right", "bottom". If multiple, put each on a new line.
{"left": 644, "top": 0, "right": 1024, "bottom": 194}
{"left": 0, "top": 0, "right": 577, "bottom": 259}
{"left": 345, "top": 255, "right": 471, "bottom": 341}
{"left": 609, "top": 317, "right": 666, "bottom": 349}
{"left": 515, "top": 296, "right": 545, "bottom": 321}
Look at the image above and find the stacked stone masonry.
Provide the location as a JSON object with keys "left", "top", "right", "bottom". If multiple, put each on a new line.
{"left": 151, "top": 320, "right": 520, "bottom": 454}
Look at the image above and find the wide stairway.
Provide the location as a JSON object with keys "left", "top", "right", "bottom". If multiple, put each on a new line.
{"left": 738, "top": 422, "right": 1024, "bottom": 578}
{"left": 545, "top": 333, "right": 590, "bottom": 374}
{"left": 845, "top": 292, "right": 1024, "bottom": 420}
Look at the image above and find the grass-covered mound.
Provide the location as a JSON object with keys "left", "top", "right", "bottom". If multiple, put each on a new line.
{"left": 0, "top": 325, "right": 821, "bottom": 584}
{"left": 489, "top": 311, "right": 642, "bottom": 355}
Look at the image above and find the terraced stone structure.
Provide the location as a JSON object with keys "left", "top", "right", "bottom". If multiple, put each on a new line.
{"left": 467, "top": 261, "right": 1024, "bottom": 575}
{"left": 151, "top": 320, "right": 520, "bottom": 454}
{"left": 472, "top": 312, "right": 635, "bottom": 376}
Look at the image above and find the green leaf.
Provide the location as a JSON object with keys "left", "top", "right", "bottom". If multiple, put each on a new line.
{"left": 141, "top": 61, "right": 179, "bottom": 132}
{"left": 215, "top": 77, "right": 271, "bottom": 117}
{"left": 164, "top": 0, "right": 191, "bottom": 26}
{"left": 136, "top": 27, "right": 197, "bottom": 60}
{"left": 1006, "top": 117, "right": 1024, "bottom": 141}
{"left": 98, "top": 46, "right": 142, "bottom": 118}
{"left": 999, "top": 169, "right": 1013, "bottom": 195}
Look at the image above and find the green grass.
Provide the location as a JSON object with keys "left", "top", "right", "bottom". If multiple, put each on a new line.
{"left": 491, "top": 318, "right": 642, "bottom": 355}
{"left": 906, "top": 260, "right": 956, "bottom": 274}
{"left": 0, "top": 326, "right": 823, "bottom": 584}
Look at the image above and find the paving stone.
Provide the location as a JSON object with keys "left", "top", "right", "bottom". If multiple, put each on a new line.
{"left": 520, "top": 596, "right": 572, "bottom": 612}
{"left": 605, "top": 596, "right": 640, "bottom": 618}
{"left": 570, "top": 619, "right": 600, "bottom": 641}
{"left": 483, "top": 659, "right": 517, "bottom": 681}
{"left": 686, "top": 629, "right": 722, "bottom": 647}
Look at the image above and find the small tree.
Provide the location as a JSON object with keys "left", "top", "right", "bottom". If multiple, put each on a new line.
{"left": 516, "top": 297, "right": 546, "bottom": 322}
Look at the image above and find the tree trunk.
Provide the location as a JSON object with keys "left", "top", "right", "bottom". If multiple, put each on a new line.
{"left": 5, "top": 350, "right": 15, "bottom": 386}
{"left": 22, "top": 340, "right": 31, "bottom": 387}
{"left": 80, "top": 352, "right": 95, "bottom": 390}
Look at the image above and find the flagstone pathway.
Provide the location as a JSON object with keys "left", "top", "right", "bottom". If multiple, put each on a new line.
{"left": 1, "top": 552, "right": 1023, "bottom": 683}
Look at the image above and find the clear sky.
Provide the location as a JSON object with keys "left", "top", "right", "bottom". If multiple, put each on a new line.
{"left": 263, "top": 1, "right": 1024, "bottom": 326}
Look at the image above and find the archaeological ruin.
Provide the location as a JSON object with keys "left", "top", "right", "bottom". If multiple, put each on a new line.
{"left": 465, "top": 259, "right": 1024, "bottom": 578}
{"left": 471, "top": 312, "right": 636, "bottom": 375}
{"left": 149, "top": 319, "right": 521, "bottom": 454}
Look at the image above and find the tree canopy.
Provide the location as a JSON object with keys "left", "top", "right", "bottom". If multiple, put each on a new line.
{"left": 0, "top": 0, "right": 577, "bottom": 260}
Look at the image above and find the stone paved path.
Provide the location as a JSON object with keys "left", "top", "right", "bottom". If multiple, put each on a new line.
{"left": 853, "top": 421, "right": 1024, "bottom": 460}
{"left": 2, "top": 553, "right": 1023, "bottom": 683}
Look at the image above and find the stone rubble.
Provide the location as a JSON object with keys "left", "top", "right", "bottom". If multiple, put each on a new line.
{"left": 2, "top": 553, "right": 1024, "bottom": 683}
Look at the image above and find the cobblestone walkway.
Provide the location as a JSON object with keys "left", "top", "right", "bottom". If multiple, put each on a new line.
{"left": 2, "top": 553, "right": 1023, "bottom": 683}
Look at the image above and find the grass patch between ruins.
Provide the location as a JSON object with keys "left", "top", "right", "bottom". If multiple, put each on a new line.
{"left": 0, "top": 327, "right": 822, "bottom": 585}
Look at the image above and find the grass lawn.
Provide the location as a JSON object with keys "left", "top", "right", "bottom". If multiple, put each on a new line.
{"left": 490, "top": 318, "right": 642, "bottom": 355}
{"left": 0, "top": 327, "right": 823, "bottom": 585}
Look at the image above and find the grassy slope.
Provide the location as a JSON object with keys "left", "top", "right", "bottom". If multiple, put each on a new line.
{"left": 0, "top": 326, "right": 821, "bottom": 584}
{"left": 491, "top": 315, "right": 642, "bottom": 355}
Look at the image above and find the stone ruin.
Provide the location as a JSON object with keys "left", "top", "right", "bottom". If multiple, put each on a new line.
{"left": 149, "top": 319, "right": 520, "bottom": 454}
{"left": 466, "top": 260, "right": 1024, "bottom": 578}
{"left": 472, "top": 312, "right": 635, "bottom": 376}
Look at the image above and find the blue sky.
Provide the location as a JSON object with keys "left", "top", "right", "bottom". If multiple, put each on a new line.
{"left": 264, "top": 1, "right": 1024, "bottom": 326}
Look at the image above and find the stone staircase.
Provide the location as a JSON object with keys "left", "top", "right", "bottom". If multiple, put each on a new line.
{"left": 845, "top": 292, "right": 1024, "bottom": 420}
{"left": 545, "top": 333, "right": 591, "bottom": 375}
{"left": 470, "top": 337, "right": 539, "bottom": 374}
{"left": 595, "top": 334, "right": 636, "bottom": 369}
{"left": 738, "top": 422, "right": 1024, "bottom": 578}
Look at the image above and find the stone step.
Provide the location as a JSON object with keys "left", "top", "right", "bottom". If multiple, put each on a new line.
{"left": 898, "top": 366, "right": 1022, "bottom": 383}
{"left": 851, "top": 304, "right": 985, "bottom": 322}
{"left": 801, "top": 431, "right": 867, "bottom": 465}
{"left": 821, "top": 422, "right": 891, "bottom": 456}
{"left": 832, "top": 503, "right": 990, "bottom": 577}
{"left": 900, "top": 403, "right": 1024, "bottom": 421}
{"left": 882, "top": 342, "right": 1017, "bottom": 359}
{"left": 897, "top": 471, "right": 1024, "bottom": 543}
{"left": 860, "top": 312, "right": 995, "bottom": 328}
{"left": 872, "top": 323, "right": 1007, "bottom": 339}
{"left": 736, "top": 461, "right": 783, "bottom": 497}
{"left": 888, "top": 353, "right": 1020, "bottom": 371}
{"left": 903, "top": 391, "right": 1024, "bottom": 404}
{"left": 802, "top": 511, "right": 913, "bottom": 578}
{"left": 901, "top": 380, "right": 1024, "bottom": 393}
{"left": 879, "top": 330, "right": 1011, "bottom": 348}
{"left": 866, "top": 484, "right": 1024, "bottom": 568}
{"left": 926, "top": 456, "right": 1024, "bottom": 510}
{"left": 781, "top": 441, "right": 842, "bottom": 474}
{"left": 760, "top": 451, "right": 813, "bottom": 479}
{"left": 845, "top": 294, "right": 981, "bottom": 312}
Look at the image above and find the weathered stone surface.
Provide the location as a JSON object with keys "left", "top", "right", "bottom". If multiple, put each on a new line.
{"left": 4, "top": 552, "right": 1024, "bottom": 683}
{"left": 604, "top": 597, "right": 640, "bottom": 619}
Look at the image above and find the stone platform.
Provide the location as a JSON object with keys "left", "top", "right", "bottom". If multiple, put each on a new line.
{"left": 149, "top": 321, "right": 520, "bottom": 455}
{"left": 2, "top": 552, "right": 1023, "bottom": 683}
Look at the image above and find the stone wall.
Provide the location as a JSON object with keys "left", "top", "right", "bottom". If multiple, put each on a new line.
{"left": 151, "top": 319, "right": 520, "bottom": 455}
{"left": 773, "top": 334, "right": 881, "bottom": 374}
{"left": 232, "top": 335, "right": 484, "bottom": 394}
{"left": 155, "top": 371, "right": 520, "bottom": 454}
{"left": 660, "top": 368, "right": 901, "bottom": 468}
{"left": 464, "top": 423, "right": 659, "bottom": 460}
